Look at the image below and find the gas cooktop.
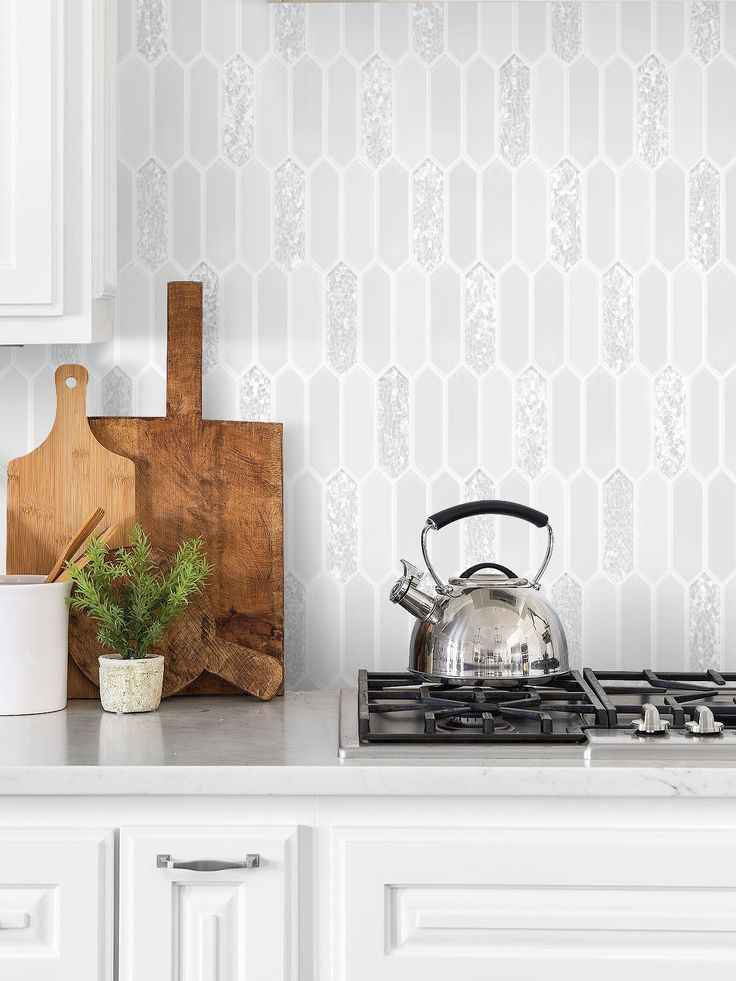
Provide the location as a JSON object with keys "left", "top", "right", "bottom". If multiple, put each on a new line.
{"left": 339, "top": 669, "right": 736, "bottom": 761}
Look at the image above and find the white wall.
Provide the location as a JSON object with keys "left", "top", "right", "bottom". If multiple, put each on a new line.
{"left": 1, "top": 0, "right": 734, "bottom": 687}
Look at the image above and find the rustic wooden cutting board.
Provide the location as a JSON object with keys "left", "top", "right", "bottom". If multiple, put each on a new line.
{"left": 6, "top": 364, "right": 135, "bottom": 575}
{"left": 83, "top": 281, "right": 284, "bottom": 698}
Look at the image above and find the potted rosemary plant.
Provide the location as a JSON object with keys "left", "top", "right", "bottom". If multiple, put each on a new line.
{"left": 65, "top": 524, "right": 211, "bottom": 713}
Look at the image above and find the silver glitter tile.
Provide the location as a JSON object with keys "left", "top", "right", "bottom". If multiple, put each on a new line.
{"left": 499, "top": 56, "right": 530, "bottom": 167}
{"left": 136, "top": 159, "right": 168, "bottom": 271}
{"left": 689, "top": 0, "right": 721, "bottom": 65}
{"left": 102, "top": 366, "right": 133, "bottom": 416}
{"left": 689, "top": 573, "right": 720, "bottom": 670}
{"left": 412, "top": 2, "right": 445, "bottom": 64}
{"left": 223, "top": 55, "right": 254, "bottom": 167}
{"left": 285, "top": 573, "right": 307, "bottom": 688}
{"left": 362, "top": 56, "right": 393, "bottom": 169}
{"left": 190, "top": 262, "right": 220, "bottom": 373}
{"left": 327, "top": 470, "right": 359, "bottom": 583}
{"left": 49, "top": 344, "right": 82, "bottom": 366}
{"left": 274, "top": 160, "right": 305, "bottom": 272}
{"left": 239, "top": 366, "right": 271, "bottom": 422}
{"left": 327, "top": 263, "right": 358, "bottom": 375}
{"left": 137, "top": 0, "right": 167, "bottom": 62}
{"left": 274, "top": 4, "right": 306, "bottom": 64}
{"left": 378, "top": 366, "right": 410, "bottom": 478}
{"left": 654, "top": 366, "right": 686, "bottom": 478}
{"left": 464, "top": 263, "right": 496, "bottom": 374}
{"left": 602, "top": 263, "right": 634, "bottom": 375}
{"left": 463, "top": 470, "right": 496, "bottom": 569}
{"left": 413, "top": 159, "right": 444, "bottom": 271}
{"left": 551, "top": 2, "right": 582, "bottom": 64}
{"left": 689, "top": 159, "right": 720, "bottom": 272}
{"left": 638, "top": 56, "right": 669, "bottom": 169}
{"left": 551, "top": 573, "right": 583, "bottom": 668}
{"left": 603, "top": 470, "right": 634, "bottom": 581}
{"left": 516, "top": 367, "right": 547, "bottom": 478}
{"left": 550, "top": 159, "right": 581, "bottom": 273}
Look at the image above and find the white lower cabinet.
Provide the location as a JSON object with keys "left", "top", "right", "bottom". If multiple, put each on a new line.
{"left": 0, "top": 828, "right": 113, "bottom": 980}
{"left": 119, "top": 826, "right": 299, "bottom": 981}
{"left": 333, "top": 826, "right": 736, "bottom": 980}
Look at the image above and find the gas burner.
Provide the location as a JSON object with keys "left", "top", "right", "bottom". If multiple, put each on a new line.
{"left": 352, "top": 668, "right": 736, "bottom": 748}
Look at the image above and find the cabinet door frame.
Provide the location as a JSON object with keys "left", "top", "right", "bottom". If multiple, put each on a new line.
{"left": 119, "top": 825, "right": 300, "bottom": 981}
{"left": 0, "top": 827, "right": 113, "bottom": 981}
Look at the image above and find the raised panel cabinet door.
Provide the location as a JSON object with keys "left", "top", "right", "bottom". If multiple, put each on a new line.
{"left": 0, "top": 828, "right": 113, "bottom": 981}
{"left": 119, "top": 826, "right": 299, "bottom": 981}
{"left": 0, "top": 0, "right": 115, "bottom": 343}
{"left": 333, "top": 826, "right": 736, "bottom": 980}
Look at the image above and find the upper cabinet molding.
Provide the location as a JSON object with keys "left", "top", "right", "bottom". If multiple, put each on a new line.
{"left": 0, "top": 0, "right": 116, "bottom": 344}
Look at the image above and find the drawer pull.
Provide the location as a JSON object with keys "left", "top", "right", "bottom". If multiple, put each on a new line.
{"left": 0, "top": 913, "right": 30, "bottom": 930}
{"left": 156, "top": 854, "right": 260, "bottom": 872}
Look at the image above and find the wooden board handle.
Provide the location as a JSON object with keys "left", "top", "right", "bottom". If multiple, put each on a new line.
{"left": 54, "top": 365, "right": 90, "bottom": 426}
{"left": 167, "top": 281, "right": 203, "bottom": 419}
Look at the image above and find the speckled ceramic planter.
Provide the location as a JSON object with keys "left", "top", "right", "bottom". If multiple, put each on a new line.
{"left": 98, "top": 655, "right": 164, "bottom": 714}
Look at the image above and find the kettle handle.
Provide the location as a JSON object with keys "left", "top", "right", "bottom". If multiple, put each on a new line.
{"left": 421, "top": 499, "right": 554, "bottom": 594}
{"left": 428, "top": 500, "right": 548, "bottom": 530}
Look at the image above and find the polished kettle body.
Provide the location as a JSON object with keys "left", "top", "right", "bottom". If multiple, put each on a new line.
{"left": 389, "top": 501, "right": 569, "bottom": 683}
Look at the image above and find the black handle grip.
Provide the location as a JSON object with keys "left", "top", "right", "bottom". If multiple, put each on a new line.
{"left": 460, "top": 562, "right": 519, "bottom": 580}
{"left": 428, "top": 500, "right": 549, "bottom": 531}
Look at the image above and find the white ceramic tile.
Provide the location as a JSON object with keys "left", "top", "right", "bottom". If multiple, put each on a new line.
{"left": 119, "top": 57, "right": 152, "bottom": 170}
{"left": 672, "top": 56, "right": 704, "bottom": 168}
{"left": 690, "top": 367, "right": 720, "bottom": 478}
{"left": 585, "top": 0, "right": 617, "bottom": 65}
{"left": 308, "top": 4, "right": 339, "bottom": 65}
{"left": 342, "top": 368, "right": 375, "bottom": 480}
{"left": 585, "top": 161, "right": 616, "bottom": 271}
{"left": 619, "top": 367, "right": 652, "bottom": 479}
{"left": 379, "top": 4, "right": 409, "bottom": 63}
{"left": 222, "top": 264, "right": 253, "bottom": 374}
{"left": 516, "top": 159, "right": 547, "bottom": 273}
{"left": 430, "top": 263, "right": 462, "bottom": 374}
{"left": 154, "top": 56, "right": 185, "bottom": 167}
{"left": 360, "top": 264, "right": 391, "bottom": 375}
{"left": 378, "top": 160, "right": 410, "bottom": 271}
{"left": 534, "top": 263, "right": 564, "bottom": 373}
{"left": 204, "top": 0, "right": 236, "bottom": 64}
{"left": 188, "top": 56, "right": 219, "bottom": 167}
{"left": 447, "top": 161, "right": 477, "bottom": 272}
{"left": 414, "top": 367, "right": 444, "bottom": 478}
{"left": 672, "top": 470, "right": 704, "bottom": 580}
{"left": 395, "top": 57, "right": 428, "bottom": 169}
{"left": 360, "top": 471, "right": 394, "bottom": 584}
{"left": 517, "top": 1, "right": 548, "bottom": 64}
{"left": 293, "top": 57, "right": 323, "bottom": 168}
{"left": 550, "top": 368, "right": 581, "bottom": 477}
{"left": 447, "top": 3, "right": 478, "bottom": 63}
{"left": 707, "top": 262, "right": 736, "bottom": 374}
{"left": 344, "top": 4, "right": 374, "bottom": 64}
{"left": 534, "top": 57, "right": 565, "bottom": 169}
{"left": 603, "top": 58, "right": 634, "bottom": 168}
{"left": 619, "top": 163, "right": 651, "bottom": 272}
{"left": 343, "top": 162, "right": 375, "bottom": 272}
{"left": 481, "top": 160, "right": 513, "bottom": 270}
{"left": 568, "top": 263, "right": 599, "bottom": 374}
{"left": 447, "top": 367, "right": 478, "bottom": 479}
{"left": 396, "top": 265, "right": 427, "bottom": 376}
{"left": 637, "top": 471, "right": 669, "bottom": 583}
{"left": 256, "top": 263, "right": 287, "bottom": 373}
{"left": 464, "top": 57, "right": 495, "bottom": 167}
{"left": 621, "top": 1, "right": 651, "bottom": 63}
{"left": 309, "top": 161, "right": 338, "bottom": 270}
{"left": 291, "top": 264, "right": 323, "bottom": 376}
{"left": 430, "top": 56, "right": 462, "bottom": 167}
{"left": 171, "top": 0, "right": 202, "bottom": 63}
{"left": 585, "top": 366, "right": 616, "bottom": 478}
{"left": 656, "top": 1, "right": 686, "bottom": 63}
{"left": 480, "top": 368, "right": 514, "bottom": 477}
{"left": 275, "top": 368, "right": 306, "bottom": 481}
{"left": 309, "top": 366, "right": 340, "bottom": 478}
{"left": 481, "top": 2, "right": 513, "bottom": 63}
{"left": 672, "top": 264, "right": 704, "bottom": 374}
{"left": 205, "top": 159, "right": 236, "bottom": 271}
{"left": 655, "top": 160, "right": 687, "bottom": 270}
{"left": 568, "top": 56, "right": 599, "bottom": 168}
{"left": 239, "top": 160, "right": 271, "bottom": 272}
{"left": 637, "top": 263, "right": 668, "bottom": 373}
{"left": 498, "top": 265, "right": 530, "bottom": 372}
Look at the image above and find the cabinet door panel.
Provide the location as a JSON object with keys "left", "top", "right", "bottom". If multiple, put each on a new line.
{"left": 0, "top": 828, "right": 113, "bottom": 981}
{"left": 334, "top": 826, "right": 736, "bottom": 980}
{"left": 0, "top": 0, "right": 60, "bottom": 312}
{"left": 120, "top": 826, "right": 299, "bottom": 981}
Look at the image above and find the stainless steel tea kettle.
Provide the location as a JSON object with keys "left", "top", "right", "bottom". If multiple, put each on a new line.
{"left": 389, "top": 500, "right": 569, "bottom": 683}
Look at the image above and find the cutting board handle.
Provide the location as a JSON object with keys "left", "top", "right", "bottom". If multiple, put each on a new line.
{"left": 167, "top": 281, "right": 203, "bottom": 419}
{"left": 54, "top": 365, "right": 91, "bottom": 429}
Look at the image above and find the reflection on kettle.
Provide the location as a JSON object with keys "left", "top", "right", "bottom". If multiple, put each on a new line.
{"left": 389, "top": 500, "right": 569, "bottom": 684}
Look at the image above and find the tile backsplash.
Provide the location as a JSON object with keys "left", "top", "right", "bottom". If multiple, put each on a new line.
{"left": 2, "top": 0, "right": 736, "bottom": 686}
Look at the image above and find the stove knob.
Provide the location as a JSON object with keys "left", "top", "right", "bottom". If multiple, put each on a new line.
{"left": 685, "top": 705, "right": 724, "bottom": 736}
{"left": 631, "top": 703, "right": 670, "bottom": 736}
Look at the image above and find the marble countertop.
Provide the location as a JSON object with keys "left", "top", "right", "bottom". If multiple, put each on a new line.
{"left": 1, "top": 693, "right": 736, "bottom": 797}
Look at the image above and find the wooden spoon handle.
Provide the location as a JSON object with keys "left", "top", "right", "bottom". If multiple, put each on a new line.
{"left": 57, "top": 523, "right": 119, "bottom": 583}
{"left": 44, "top": 507, "right": 105, "bottom": 584}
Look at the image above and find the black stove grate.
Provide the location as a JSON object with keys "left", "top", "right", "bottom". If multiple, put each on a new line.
{"left": 357, "top": 669, "right": 736, "bottom": 745}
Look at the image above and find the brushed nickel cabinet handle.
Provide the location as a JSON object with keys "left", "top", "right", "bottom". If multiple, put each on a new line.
{"left": 156, "top": 854, "right": 260, "bottom": 872}
{"left": 0, "top": 912, "right": 30, "bottom": 929}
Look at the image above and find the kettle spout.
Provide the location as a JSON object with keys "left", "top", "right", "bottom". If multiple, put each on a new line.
{"left": 389, "top": 560, "right": 441, "bottom": 623}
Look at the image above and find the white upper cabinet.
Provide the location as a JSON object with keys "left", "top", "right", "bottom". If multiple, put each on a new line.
{"left": 0, "top": 0, "right": 116, "bottom": 344}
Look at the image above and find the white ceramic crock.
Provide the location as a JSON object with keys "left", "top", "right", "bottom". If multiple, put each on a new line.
{"left": 98, "top": 654, "right": 164, "bottom": 713}
{"left": 0, "top": 575, "right": 72, "bottom": 715}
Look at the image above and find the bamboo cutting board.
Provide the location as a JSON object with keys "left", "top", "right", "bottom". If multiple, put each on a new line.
{"left": 83, "top": 281, "right": 284, "bottom": 698}
{"left": 6, "top": 365, "right": 135, "bottom": 575}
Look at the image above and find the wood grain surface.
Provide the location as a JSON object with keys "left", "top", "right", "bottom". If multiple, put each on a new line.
{"left": 6, "top": 365, "right": 135, "bottom": 575}
{"left": 82, "top": 282, "right": 284, "bottom": 698}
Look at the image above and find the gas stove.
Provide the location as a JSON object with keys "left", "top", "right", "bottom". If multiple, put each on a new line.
{"left": 339, "top": 669, "right": 736, "bottom": 761}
